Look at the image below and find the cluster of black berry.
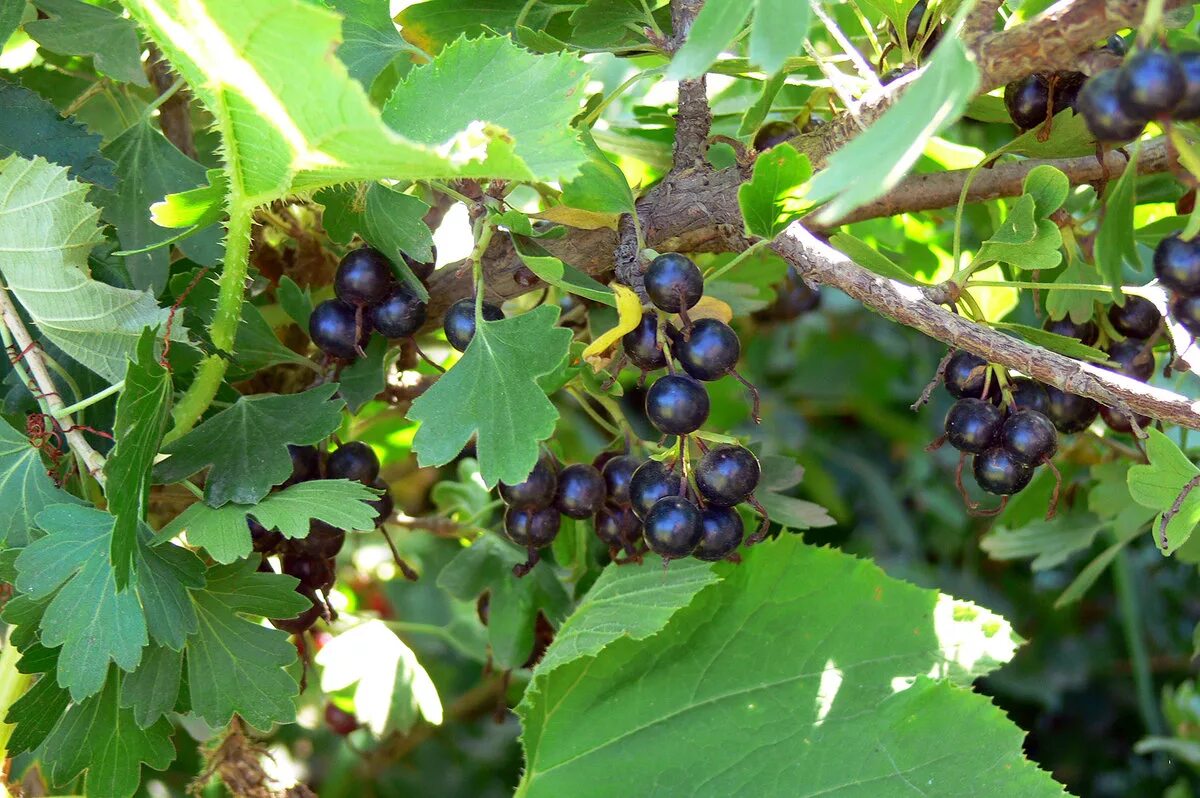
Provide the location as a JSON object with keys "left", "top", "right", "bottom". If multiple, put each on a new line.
{"left": 309, "top": 246, "right": 431, "bottom": 361}
{"left": 1078, "top": 44, "right": 1200, "bottom": 142}
{"left": 1155, "top": 233, "right": 1200, "bottom": 338}
{"left": 259, "top": 441, "right": 395, "bottom": 634}
{"left": 1003, "top": 37, "right": 1126, "bottom": 131}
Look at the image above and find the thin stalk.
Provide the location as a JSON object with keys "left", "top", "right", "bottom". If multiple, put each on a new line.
{"left": 54, "top": 380, "right": 124, "bottom": 419}
{"left": 567, "top": 388, "right": 621, "bottom": 436}
{"left": 952, "top": 142, "right": 1015, "bottom": 277}
{"left": 581, "top": 69, "right": 660, "bottom": 128}
{"left": 425, "top": 180, "right": 476, "bottom": 207}
{"left": 704, "top": 239, "right": 768, "bottom": 284}
{"left": 965, "top": 280, "right": 1137, "bottom": 293}
{"left": 141, "top": 77, "right": 185, "bottom": 119}
{"left": 1112, "top": 548, "right": 1167, "bottom": 736}
{"left": 471, "top": 219, "right": 496, "bottom": 322}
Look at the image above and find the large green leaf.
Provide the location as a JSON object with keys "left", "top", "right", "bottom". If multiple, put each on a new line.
{"left": 0, "top": 79, "right": 116, "bottom": 188}
{"left": 0, "top": 416, "right": 79, "bottom": 547}
{"left": 329, "top": 0, "right": 417, "bottom": 89}
{"left": 409, "top": 305, "right": 572, "bottom": 488}
{"left": 27, "top": 0, "right": 149, "bottom": 86}
{"left": 517, "top": 537, "right": 1062, "bottom": 797}
{"left": 120, "top": 645, "right": 184, "bottom": 728}
{"left": 1128, "top": 429, "right": 1200, "bottom": 554}
{"left": 749, "top": 0, "right": 810, "bottom": 75}
{"left": 396, "top": 0, "right": 559, "bottom": 53}
{"left": 737, "top": 142, "right": 813, "bottom": 239}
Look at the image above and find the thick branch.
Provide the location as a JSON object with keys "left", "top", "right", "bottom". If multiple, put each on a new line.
{"left": 669, "top": 0, "right": 711, "bottom": 167}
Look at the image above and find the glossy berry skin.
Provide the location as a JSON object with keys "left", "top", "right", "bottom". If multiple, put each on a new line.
{"left": 1170, "top": 293, "right": 1200, "bottom": 338}
{"left": 1045, "top": 386, "right": 1100, "bottom": 434}
{"left": 642, "top": 496, "right": 702, "bottom": 559}
{"left": 1108, "top": 296, "right": 1161, "bottom": 339}
{"left": 1104, "top": 34, "right": 1128, "bottom": 57}
{"left": 973, "top": 447, "right": 1034, "bottom": 496}
{"left": 753, "top": 121, "right": 799, "bottom": 152}
{"left": 1174, "top": 52, "right": 1200, "bottom": 120}
{"left": 645, "top": 253, "right": 703, "bottom": 314}
{"left": 367, "top": 478, "right": 394, "bottom": 526}
{"left": 1117, "top": 50, "right": 1185, "bottom": 118}
{"left": 1044, "top": 316, "right": 1099, "bottom": 346}
{"left": 1005, "top": 74, "right": 1051, "bottom": 130}
{"left": 645, "top": 375, "right": 710, "bottom": 435}
{"left": 595, "top": 504, "right": 641, "bottom": 549}
{"left": 693, "top": 507, "right": 744, "bottom": 562}
{"left": 1078, "top": 70, "right": 1148, "bottom": 142}
{"left": 282, "top": 554, "right": 335, "bottom": 592}
{"left": 1000, "top": 410, "right": 1058, "bottom": 465}
{"left": 504, "top": 506, "right": 560, "bottom": 549}
{"left": 287, "top": 520, "right": 346, "bottom": 558}
{"left": 283, "top": 444, "right": 320, "bottom": 486}
{"left": 334, "top": 247, "right": 394, "bottom": 307}
{"left": 1106, "top": 339, "right": 1155, "bottom": 382}
{"left": 327, "top": 441, "right": 380, "bottom": 485}
{"left": 499, "top": 457, "right": 558, "bottom": 510}
{"left": 309, "top": 299, "right": 365, "bottom": 360}
{"left": 370, "top": 285, "right": 427, "bottom": 339}
{"left": 1008, "top": 377, "right": 1049, "bottom": 415}
{"left": 403, "top": 248, "right": 437, "bottom": 282}
{"left": 554, "top": 464, "right": 606, "bottom": 519}
{"left": 443, "top": 298, "right": 504, "bottom": 352}
{"left": 271, "top": 588, "right": 322, "bottom": 634}
{"left": 622, "top": 314, "right": 667, "bottom": 371}
{"left": 1154, "top": 234, "right": 1200, "bottom": 296}
{"left": 1100, "top": 405, "right": 1151, "bottom": 434}
{"left": 325, "top": 703, "right": 359, "bottom": 736}
{"left": 1053, "top": 71, "right": 1087, "bottom": 113}
{"left": 629, "top": 460, "right": 683, "bottom": 520}
{"left": 602, "top": 455, "right": 640, "bottom": 507}
{"left": 944, "top": 398, "right": 1003, "bottom": 454}
{"left": 943, "top": 350, "right": 989, "bottom": 399}
{"left": 695, "top": 444, "right": 761, "bottom": 507}
{"left": 249, "top": 518, "right": 282, "bottom": 553}
{"left": 676, "top": 319, "right": 740, "bottom": 381}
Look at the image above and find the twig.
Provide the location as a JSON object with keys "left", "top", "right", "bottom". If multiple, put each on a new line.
{"left": 912, "top": 350, "right": 955, "bottom": 411}
{"left": 1160, "top": 474, "right": 1200, "bottom": 549}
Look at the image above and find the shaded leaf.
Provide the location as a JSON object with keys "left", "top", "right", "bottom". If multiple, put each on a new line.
{"left": 27, "top": 0, "right": 149, "bottom": 86}
{"left": 511, "top": 235, "right": 616, "bottom": 305}
{"left": 330, "top": 0, "right": 416, "bottom": 88}
{"left": 1128, "top": 429, "right": 1200, "bottom": 554}
{"left": 0, "top": 416, "right": 80, "bottom": 547}
{"left": 737, "top": 142, "right": 813, "bottom": 239}
{"left": 0, "top": 78, "right": 115, "bottom": 187}
{"left": 120, "top": 645, "right": 184, "bottom": 728}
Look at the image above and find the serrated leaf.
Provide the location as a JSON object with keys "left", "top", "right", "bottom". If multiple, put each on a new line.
{"left": 409, "top": 305, "right": 572, "bottom": 488}
{"left": 120, "top": 645, "right": 183, "bottom": 728}
{"left": 6, "top": 670, "right": 71, "bottom": 757}
{"left": 330, "top": 0, "right": 417, "bottom": 89}
{"left": 338, "top": 334, "right": 389, "bottom": 413}
{"left": 516, "top": 538, "right": 1059, "bottom": 797}
{"left": 383, "top": 36, "right": 591, "bottom": 183}
{"left": 748, "top": 0, "right": 810, "bottom": 75}
{"left": 0, "top": 78, "right": 116, "bottom": 187}
{"left": 136, "top": 532, "right": 205, "bottom": 650}
{"left": 150, "top": 169, "right": 227, "bottom": 228}
{"left": 27, "top": 0, "right": 149, "bottom": 86}
{"left": 0, "top": 156, "right": 184, "bottom": 383}
{"left": 316, "top": 620, "right": 443, "bottom": 736}
{"left": 737, "top": 142, "right": 813, "bottom": 239}
{"left": 667, "top": 0, "right": 752, "bottom": 80}
{"left": 567, "top": 0, "right": 658, "bottom": 50}
{"left": 1095, "top": 151, "right": 1140, "bottom": 299}
{"left": 981, "top": 516, "right": 1103, "bottom": 570}
{"left": 317, "top": 182, "right": 435, "bottom": 284}
{"left": 105, "top": 330, "right": 172, "bottom": 588}
{"left": 277, "top": 275, "right": 313, "bottom": 328}
{"left": 511, "top": 235, "right": 616, "bottom": 305}
{"left": 160, "top": 479, "right": 381, "bottom": 563}
{"left": 153, "top": 384, "right": 345, "bottom": 507}
{"left": 0, "top": 0, "right": 23, "bottom": 51}
{"left": 975, "top": 195, "right": 1063, "bottom": 271}
{"left": 1128, "top": 429, "right": 1200, "bottom": 554}
{"left": 559, "top": 131, "right": 636, "bottom": 218}
{"left": 397, "top": 0, "right": 558, "bottom": 54}
{"left": 0, "top": 416, "right": 80, "bottom": 547}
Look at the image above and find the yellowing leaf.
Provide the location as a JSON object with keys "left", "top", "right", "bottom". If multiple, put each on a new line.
{"left": 532, "top": 206, "right": 620, "bottom": 230}
{"left": 581, "top": 284, "right": 643, "bottom": 370}
{"left": 686, "top": 296, "right": 733, "bottom": 324}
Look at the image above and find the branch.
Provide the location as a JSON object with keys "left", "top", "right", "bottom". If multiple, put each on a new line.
{"left": 145, "top": 43, "right": 196, "bottom": 159}
{"left": 668, "top": 0, "right": 710, "bottom": 168}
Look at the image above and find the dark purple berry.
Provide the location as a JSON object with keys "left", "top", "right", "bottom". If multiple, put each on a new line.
{"left": 676, "top": 319, "right": 740, "bottom": 381}
{"left": 1106, "top": 338, "right": 1155, "bottom": 382}
{"left": 758, "top": 269, "right": 820, "bottom": 320}
{"left": 645, "top": 253, "right": 703, "bottom": 314}
{"left": 695, "top": 444, "right": 760, "bottom": 507}
{"left": 1174, "top": 52, "right": 1200, "bottom": 120}
{"left": 403, "top": 247, "right": 437, "bottom": 282}
{"left": 595, "top": 504, "right": 641, "bottom": 549}
{"left": 1044, "top": 316, "right": 1099, "bottom": 346}
{"left": 973, "top": 447, "right": 1034, "bottom": 495}
{"left": 944, "top": 397, "right": 1003, "bottom": 454}
{"left": 1117, "top": 50, "right": 1185, "bottom": 118}
{"left": 554, "top": 464, "right": 606, "bottom": 519}
{"left": 367, "top": 478, "right": 394, "bottom": 526}
{"left": 1108, "top": 295, "right": 1161, "bottom": 339}
{"left": 1154, "top": 234, "right": 1200, "bottom": 295}
{"left": 327, "top": 442, "right": 380, "bottom": 485}
{"left": 1103, "top": 34, "right": 1127, "bottom": 57}
{"left": 1078, "top": 70, "right": 1148, "bottom": 142}
{"left": 1045, "top": 387, "right": 1100, "bottom": 434}
{"left": 335, "top": 247, "right": 394, "bottom": 307}
{"left": 443, "top": 298, "right": 504, "bottom": 352}
{"left": 1053, "top": 71, "right": 1087, "bottom": 113}
{"left": 282, "top": 554, "right": 335, "bottom": 592}
{"left": 622, "top": 314, "right": 667, "bottom": 370}
{"left": 249, "top": 518, "right": 282, "bottom": 553}
{"left": 1100, "top": 405, "right": 1151, "bottom": 434}
{"left": 1000, "top": 410, "right": 1058, "bottom": 465}
{"left": 1005, "top": 74, "right": 1051, "bottom": 130}
{"left": 283, "top": 444, "right": 320, "bottom": 486}
{"left": 642, "top": 496, "right": 702, "bottom": 559}
{"left": 285, "top": 520, "right": 346, "bottom": 558}
{"left": 629, "top": 460, "right": 682, "bottom": 520}
{"left": 645, "top": 374, "right": 710, "bottom": 435}
{"left": 601, "top": 455, "right": 640, "bottom": 507}
{"left": 500, "top": 455, "right": 558, "bottom": 510}
{"left": 271, "top": 586, "right": 322, "bottom": 634}
{"left": 693, "top": 506, "right": 744, "bottom": 562}
{"left": 752, "top": 121, "right": 799, "bottom": 152}
{"left": 370, "top": 285, "right": 427, "bottom": 339}
{"left": 325, "top": 703, "right": 359, "bottom": 735}
{"left": 504, "top": 506, "right": 560, "bottom": 549}
{"left": 1008, "top": 377, "right": 1049, "bottom": 415}
{"left": 309, "top": 299, "right": 366, "bottom": 360}
{"left": 944, "top": 350, "right": 989, "bottom": 399}
{"left": 1170, "top": 293, "right": 1200, "bottom": 338}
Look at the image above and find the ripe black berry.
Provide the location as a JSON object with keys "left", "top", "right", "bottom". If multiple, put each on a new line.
{"left": 601, "top": 455, "right": 640, "bottom": 507}
{"left": 249, "top": 518, "right": 283, "bottom": 553}
{"left": 1005, "top": 74, "right": 1051, "bottom": 130}
{"left": 282, "top": 554, "right": 335, "bottom": 592}
{"left": 695, "top": 444, "right": 760, "bottom": 507}
{"left": 325, "top": 703, "right": 359, "bottom": 736}
{"left": 594, "top": 504, "right": 641, "bottom": 550}
{"left": 327, "top": 442, "right": 380, "bottom": 485}
{"left": 1053, "top": 71, "right": 1087, "bottom": 113}
{"left": 693, "top": 506, "right": 744, "bottom": 562}
{"left": 271, "top": 588, "right": 322, "bottom": 634}
{"left": 1000, "top": 410, "right": 1058, "bottom": 465}
{"left": 758, "top": 269, "right": 820, "bottom": 320}
{"left": 943, "top": 350, "right": 989, "bottom": 399}
{"left": 753, "top": 121, "right": 799, "bottom": 152}
{"left": 1008, "top": 377, "right": 1049, "bottom": 415}
{"left": 973, "top": 447, "right": 1034, "bottom": 495}
{"left": 676, "top": 319, "right": 740, "bottom": 381}
{"left": 645, "top": 374, "right": 710, "bottom": 435}
{"left": 1170, "top": 293, "right": 1200, "bottom": 337}
{"left": 1174, "top": 52, "right": 1200, "bottom": 120}
{"left": 1044, "top": 316, "right": 1099, "bottom": 346}
{"left": 504, "top": 506, "right": 560, "bottom": 549}
{"left": 1106, "top": 338, "right": 1155, "bottom": 382}
{"left": 554, "top": 464, "right": 606, "bottom": 519}
{"left": 622, "top": 314, "right": 667, "bottom": 371}
{"left": 309, "top": 299, "right": 366, "bottom": 360}
{"left": 283, "top": 444, "right": 320, "bottom": 487}
{"left": 443, "top": 298, "right": 504, "bottom": 352}
{"left": 1045, "top": 386, "right": 1100, "bottom": 433}
{"left": 642, "top": 496, "right": 702, "bottom": 559}
{"left": 1154, "top": 234, "right": 1200, "bottom": 295}
{"left": 629, "top": 460, "right": 682, "bottom": 520}
{"left": 499, "top": 456, "right": 558, "bottom": 510}
{"left": 286, "top": 520, "right": 346, "bottom": 558}
{"left": 1103, "top": 34, "right": 1128, "bottom": 57}
{"left": 1108, "top": 295, "right": 1161, "bottom": 339}
{"left": 370, "top": 285, "right": 427, "bottom": 340}
{"left": 403, "top": 247, "right": 437, "bottom": 282}
{"left": 367, "top": 478, "right": 394, "bottom": 526}
{"left": 1078, "top": 70, "right": 1148, "bottom": 142}
{"left": 334, "top": 247, "right": 395, "bottom": 307}
{"left": 1117, "top": 50, "right": 1185, "bottom": 118}
{"left": 645, "top": 253, "right": 703, "bottom": 314}
{"left": 944, "top": 397, "right": 1003, "bottom": 454}
{"left": 1100, "top": 405, "right": 1151, "bottom": 434}
{"left": 894, "top": 0, "right": 940, "bottom": 55}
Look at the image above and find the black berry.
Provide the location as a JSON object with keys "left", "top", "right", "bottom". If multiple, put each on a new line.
{"left": 943, "top": 350, "right": 989, "bottom": 399}
{"left": 326, "top": 441, "right": 380, "bottom": 485}
{"left": 1108, "top": 295, "right": 1160, "bottom": 339}
{"left": 594, "top": 504, "right": 641, "bottom": 549}
{"left": 622, "top": 314, "right": 667, "bottom": 371}
{"left": 1078, "top": 70, "right": 1148, "bottom": 142}
{"left": 1170, "top": 293, "right": 1200, "bottom": 337}
{"left": 554, "top": 464, "right": 606, "bottom": 519}
{"left": 645, "top": 253, "right": 703, "bottom": 314}
{"left": 1174, "top": 52, "right": 1200, "bottom": 120}
{"left": 753, "top": 121, "right": 799, "bottom": 152}
{"left": 249, "top": 518, "right": 282, "bottom": 553}
{"left": 367, "top": 478, "right": 394, "bottom": 526}
{"left": 325, "top": 703, "right": 359, "bottom": 735}
{"left": 1053, "top": 71, "right": 1087, "bottom": 113}
{"left": 1000, "top": 409, "right": 1058, "bottom": 465}
{"left": 1100, "top": 405, "right": 1151, "bottom": 434}
{"left": 283, "top": 444, "right": 320, "bottom": 487}
{"left": 1044, "top": 316, "right": 1099, "bottom": 346}
{"left": 642, "top": 496, "right": 702, "bottom": 559}
{"left": 695, "top": 444, "right": 760, "bottom": 507}
{"left": 282, "top": 554, "right": 335, "bottom": 592}
{"left": 271, "top": 587, "right": 322, "bottom": 634}
{"left": 1106, "top": 338, "right": 1155, "bottom": 382}
{"left": 645, "top": 375, "right": 710, "bottom": 435}
{"left": 758, "top": 269, "right": 820, "bottom": 320}
{"left": 1117, "top": 50, "right": 1185, "bottom": 118}
{"left": 693, "top": 506, "right": 744, "bottom": 562}
{"left": 504, "top": 506, "right": 560, "bottom": 549}
{"left": 370, "top": 285, "right": 427, "bottom": 340}
{"left": 1005, "top": 74, "right": 1051, "bottom": 130}
{"left": 334, "top": 247, "right": 394, "bottom": 307}
{"left": 1007, "top": 377, "right": 1049, "bottom": 415}
{"left": 944, "top": 398, "right": 1003, "bottom": 454}
{"left": 676, "top": 319, "right": 740, "bottom": 381}
{"left": 1103, "top": 34, "right": 1128, "bottom": 57}
{"left": 973, "top": 447, "right": 1034, "bottom": 495}
{"left": 443, "top": 298, "right": 504, "bottom": 352}
{"left": 630, "top": 460, "right": 682, "bottom": 520}
{"left": 499, "top": 456, "right": 558, "bottom": 510}
{"left": 403, "top": 247, "right": 437, "bottom": 282}
{"left": 309, "top": 299, "right": 366, "bottom": 360}
{"left": 1154, "top": 234, "right": 1200, "bottom": 295}
{"left": 601, "top": 455, "right": 640, "bottom": 507}
{"left": 1045, "top": 386, "right": 1100, "bottom": 433}
{"left": 286, "top": 520, "right": 346, "bottom": 559}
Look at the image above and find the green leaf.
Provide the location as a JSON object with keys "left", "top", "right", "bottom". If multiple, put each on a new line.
{"left": 409, "top": 305, "right": 572, "bottom": 488}
{"left": 567, "top": 0, "right": 659, "bottom": 50}
{"left": 0, "top": 416, "right": 80, "bottom": 547}
{"left": 150, "top": 169, "right": 227, "bottom": 228}
{"left": 383, "top": 36, "right": 592, "bottom": 183}
{"left": 397, "top": 0, "right": 558, "bottom": 53}
{"left": 1006, "top": 110, "right": 1094, "bottom": 158}
{"left": 1128, "top": 429, "right": 1200, "bottom": 554}
{"left": 981, "top": 516, "right": 1103, "bottom": 570}
{"left": 185, "top": 559, "right": 308, "bottom": 729}
{"left": 329, "top": 0, "right": 417, "bottom": 89}
{"left": 510, "top": 235, "right": 616, "bottom": 305}
{"left": 6, "top": 671, "right": 72, "bottom": 757}
{"left": 559, "top": 131, "right": 636, "bottom": 217}
{"left": 159, "top": 479, "right": 381, "bottom": 563}
{"left": 829, "top": 231, "right": 921, "bottom": 285}
{"left": 317, "top": 183, "right": 435, "bottom": 293}
{"left": 0, "top": 156, "right": 184, "bottom": 383}
{"left": 1095, "top": 151, "right": 1140, "bottom": 300}
{"left": 120, "top": 645, "right": 184, "bottom": 728}
{"left": 737, "top": 142, "right": 813, "bottom": 239}
{"left": 0, "top": 78, "right": 116, "bottom": 187}
{"left": 316, "top": 619, "right": 443, "bottom": 736}
{"left": 517, "top": 538, "right": 1057, "bottom": 797}
{"left": 748, "top": 0, "right": 810, "bottom": 75}
{"left": 153, "top": 384, "right": 345, "bottom": 507}
{"left": 0, "top": 0, "right": 23, "bottom": 51}
{"left": 1023, "top": 164, "right": 1070, "bottom": 217}
{"left": 667, "top": 0, "right": 752, "bottom": 80}
{"left": 338, "top": 334, "right": 389, "bottom": 413}
{"left": 737, "top": 72, "right": 786, "bottom": 137}
{"left": 755, "top": 491, "right": 836, "bottom": 529}
{"left": 27, "top": 0, "right": 149, "bottom": 86}
{"left": 104, "top": 330, "right": 172, "bottom": 589}
{"left": 136, "top": 532, "right": 205, "bottom": 650}
{"left": 975, "top": 195, "right": 1063, "bottom": 271}
{"left": 42, "top": 669, "right": 175, "bottom": 798}
{"left": 990, "top": 322, "right": 1109, "bottom": 362}
{"left": 277, "top": 275, "right": 313, "bottom": 328}
{"left": 809, "top": 32, "right": 979, "bottom": 224}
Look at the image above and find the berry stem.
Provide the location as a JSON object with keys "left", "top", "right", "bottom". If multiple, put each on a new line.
{"left": 704, "top": 239, "right": 768, "bottom": 285}
{"left": 952, "top": 141, "right": 1015, "bottom": 276}
{"left": 965, "top": 280, "right": 1133, "bottom": 294}
{"left": 52, "top": 380, "right": 125, "bottom": 419}
{"left": 471, "top": 218, "right": 496, "bottom": 323}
